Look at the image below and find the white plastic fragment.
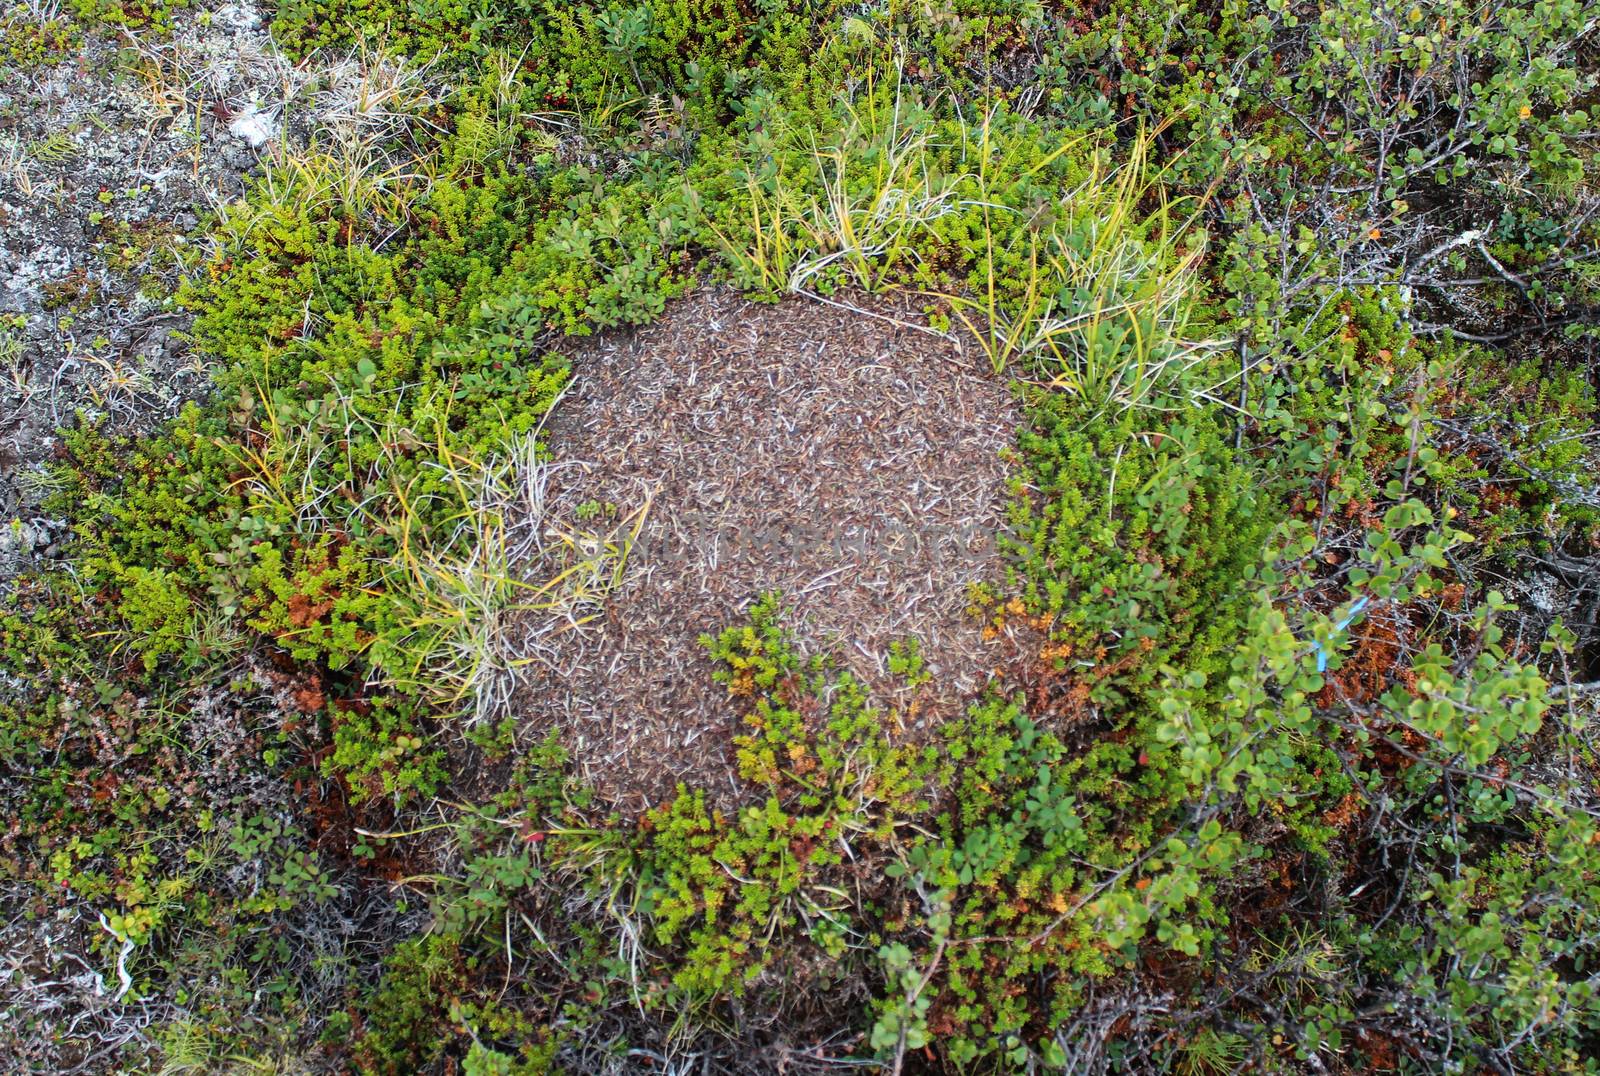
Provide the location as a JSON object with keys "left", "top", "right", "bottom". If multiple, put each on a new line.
{"left": 228, "top": 102, "right": 278, "bottom": 148}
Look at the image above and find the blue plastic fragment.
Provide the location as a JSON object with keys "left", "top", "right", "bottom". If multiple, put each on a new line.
{"left": 1314, "top": 595, "right": 1371, "bottom": 673}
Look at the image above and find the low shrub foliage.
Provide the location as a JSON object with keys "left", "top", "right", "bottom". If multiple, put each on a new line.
{"left": 2, "top": 1, "right": 1598, "bottom": 1072}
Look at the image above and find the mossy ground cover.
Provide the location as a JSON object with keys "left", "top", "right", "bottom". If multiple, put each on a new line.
{"left": 2, "top": 1, "right": 1599, "bottom": 1072}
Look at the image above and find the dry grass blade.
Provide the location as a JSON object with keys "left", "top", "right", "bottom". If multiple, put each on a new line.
{"left": 373, "top": 428, "right": 653, "bottom": 728}
{"left": 941, "top": 123, "right": 1226, "bottom": 416}
{"left": 703, "top": 60, "right": 967, "bottom": 298}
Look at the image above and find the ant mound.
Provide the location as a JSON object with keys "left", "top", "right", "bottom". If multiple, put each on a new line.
{"left": 520, "top": 288, "right": 1022, "bottom": 812}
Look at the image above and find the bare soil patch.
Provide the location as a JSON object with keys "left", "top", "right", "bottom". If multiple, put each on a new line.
{"left": 519, "top": 288, "right": 1022, "bottom": 812}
